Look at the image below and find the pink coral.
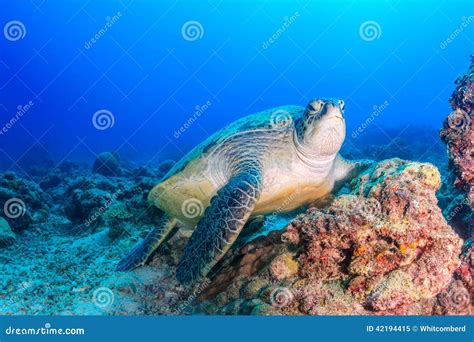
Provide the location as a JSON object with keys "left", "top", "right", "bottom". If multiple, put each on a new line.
{"left": 193, "top": 159, "right": 463, "bottom": 315}
{"left": 438, "top": 55, "right": 473, "bottom": 315}
{"left": 440, "top": 55, "right": 474, "bottom": 210}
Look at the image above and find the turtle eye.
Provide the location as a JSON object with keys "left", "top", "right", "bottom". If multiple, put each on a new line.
{"left": 308, "top": 100, "right": 323, "bottom": 114}
{"left": 339, "top": 100, "right": 345, "bottom": 111}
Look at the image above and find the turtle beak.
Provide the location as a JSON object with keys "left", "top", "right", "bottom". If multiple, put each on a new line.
{"left": 311, "top": 99, "right": 344, "bottom": 121}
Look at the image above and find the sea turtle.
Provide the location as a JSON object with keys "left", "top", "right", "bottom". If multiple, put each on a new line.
{"left": 117, "top": 98, "right": 371, "bottom": 283}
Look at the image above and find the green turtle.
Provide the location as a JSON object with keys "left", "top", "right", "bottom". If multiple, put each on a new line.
{"left": 117, "top": 98, "right": 371, "bottom": 283}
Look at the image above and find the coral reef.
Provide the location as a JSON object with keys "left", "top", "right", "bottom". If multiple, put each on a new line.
{"left": 57, "top": 159, "right": 172, "bottom": 229}
{"left": 62, "top": 172, "right": 161, "bottom": 235}
{"left": 0, "top": 159, "right": 180, "bottom": 315}
{"left": 0, "top": 217, "right": 15, "bottom": 247}
{"left": 190, "top": 159, "right": 464, "bottom": 315}
{"left": 0, "top": 171, "right": 51, "bottom": 232}
{"left": 92, "top": 152, "right": 121, "bottom": 177}
{"left": 1, "top": 58, "right": 472, "bottom": 316}
{"left": 0, "top": 153, "right": 469, "bottom": 315}
{"left": 440, "top": 55, "right": 473, "bottom": 209}
{"left": 438, "top": 55, "right": 474, "bottom": 316}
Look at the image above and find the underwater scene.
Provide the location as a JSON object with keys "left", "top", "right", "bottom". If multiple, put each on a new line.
{"left": 0, "top": 0, "right": 473, "bottom": 317}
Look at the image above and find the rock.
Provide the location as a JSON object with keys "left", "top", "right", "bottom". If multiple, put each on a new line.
{"left": 64, "top": 188, "right": 114, "bottom": 224}
{"left": 438, "top": 55, "right": 473, "bottom": 315}
{"left": 193, "top": 159, "right": 463, "bottom": 315}
{"left": 0, "top": 217, "right": 15, "bottom": 247}
{"left": 440, "top": 55, "right": 473, "bottom": 212}
{"left": 269, "top": 253, "right": 299, "bottom": 280}
{"left": 132, "top": 166, "right": 155, "bottom": 178}
{"left": 62, "top": 172, "right": 157, "bottom": 233}
{"left": 0, "top": 172, "right": 51, "bottom": 232}
{"left": 39, "top": 170, "right": 63, "bottom": 190}
{"left": 92, "top": 152, "right": 120, "bottom": 177}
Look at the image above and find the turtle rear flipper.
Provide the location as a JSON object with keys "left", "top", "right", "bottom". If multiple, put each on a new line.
{"left": 176, "top": 165, "right": 262, "bottom": 284}
{"left": 116, "top": 214, "right": 177, "bottom": 271}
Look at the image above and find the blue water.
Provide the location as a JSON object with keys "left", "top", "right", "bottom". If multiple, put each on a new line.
{"left": 0, "top": 0, "right": 473, "bottom": 168}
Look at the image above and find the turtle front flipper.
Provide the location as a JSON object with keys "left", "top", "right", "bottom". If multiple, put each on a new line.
{"left": 333, "top": 156, "right": 374, "bottom": 190}
{"left": 176, "top": 165, "right": 262, "bottom": 284}
{"left": 116, "top": 214, "right": 177, "bottom": 271}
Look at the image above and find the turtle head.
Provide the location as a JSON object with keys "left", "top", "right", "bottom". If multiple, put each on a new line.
{"left": 295, "top": 98, "right": 346, "bottom": 158}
